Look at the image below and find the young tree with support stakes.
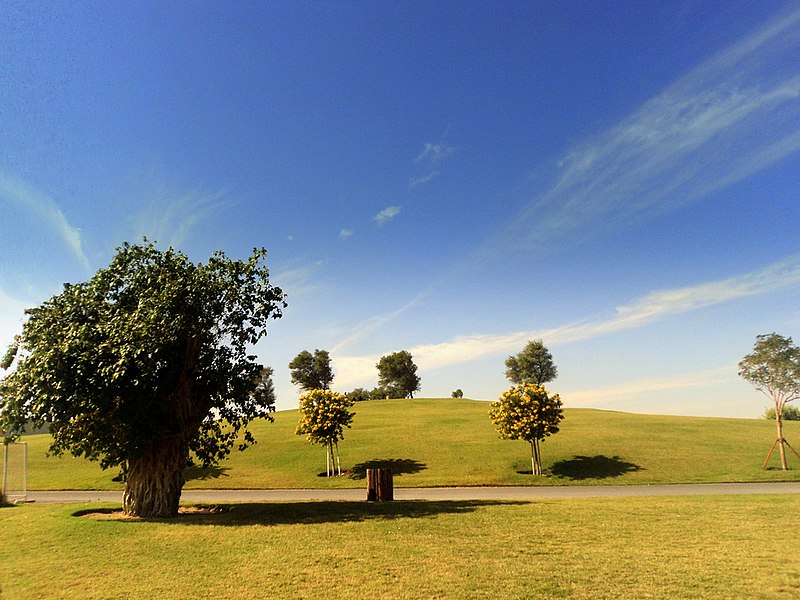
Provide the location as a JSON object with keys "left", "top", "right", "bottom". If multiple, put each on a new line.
{"left": 739, "top": 333, "right": 800, "bottom": 470}
{"left": 295, "top": 389, "right": 355, "bottom": 477}
{"left": 0, "top": 241, "right": 286, "bottom": 518}
{"left": 489, "top": 384, "right": 563, "bottom": 476}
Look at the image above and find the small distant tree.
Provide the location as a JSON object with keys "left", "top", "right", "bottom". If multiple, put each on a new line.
{"left": 505, "top": 340, "right": 557, "bottom": 386}
{"left": 289, "top": 349, "right": 333, "bottom": 391}
{"left": 739, "top": 333, "right": 800, "bottom": 470}
{"left": 377, "top": 350, "right": 421, "bottom": 398}
{"left": 295, "top": 389, "right": 355, "bottom": 477}
{"left": 764, "top": 405, "right": 800, "bottom": 421}
{"left": 253, "top": 366, "right": 277, "bottom": 408}
{"left": 489, "top": 384, "right": 563, "bottom": 476}
{"left": 451, "top": 389, "right": 463, "bottom": 399}
{"left": 369, "top": 386, "right": 389, "bottom": 400}
{"left": 347, "top": 387, "right": 371, "bottom": 402}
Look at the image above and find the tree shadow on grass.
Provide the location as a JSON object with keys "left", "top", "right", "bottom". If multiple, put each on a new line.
{"left": 72, "top": 499, "right": 526, "bottom": 526}
{"left": 111, "top": 465, "right": 230, "bottom": 484}
{"left": 184, "top": 465, "right": 231, "bottom": 482}
{"left": 546, "top": 455, "right": 643, "bottom": 480}
{"left": 348, "top": 458, "right": 427, "bottom": 480}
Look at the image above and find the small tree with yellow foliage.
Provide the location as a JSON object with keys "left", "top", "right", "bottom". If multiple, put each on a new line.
{"left": 489, "top": 384, "right": 563, "bottom": 476}
{"left": 295, "top": 389, "right": 355, "bottom": 477}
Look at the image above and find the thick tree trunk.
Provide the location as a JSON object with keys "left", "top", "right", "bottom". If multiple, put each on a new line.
{"left": 123, "top": 436, "right": 187, "bottom": 518}
{"left": 777, "top": 412, "right": 788, "bottom": 471}
{"left": 366, "top": 468, "right": 393, "bottom": 501}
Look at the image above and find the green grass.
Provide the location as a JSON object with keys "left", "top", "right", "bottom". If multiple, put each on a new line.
{"left": 15, "top": 399, "right": 800, "bottom": 490}
{"left": 2, "top": 495, "right": 800, "bottom": 598}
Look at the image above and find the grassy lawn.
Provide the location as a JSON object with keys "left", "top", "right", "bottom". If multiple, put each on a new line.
{"left": 2, "top": 495, "right": 800, "bottom": 598}
{"left": 15, "top": 399, "right": 800, "bottom": 490}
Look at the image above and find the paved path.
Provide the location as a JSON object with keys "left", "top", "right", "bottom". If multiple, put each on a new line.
{"left": 21, "top": 481, "right": 800, "bottom": 504}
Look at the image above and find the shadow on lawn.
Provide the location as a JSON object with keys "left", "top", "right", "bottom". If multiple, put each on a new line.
{"left": 348, "top": 458, "right": 427, "bottom": 480}
{"left": 184, "top": 465, "right": 231, "bottom": 482}
{"left": 547, "top": 455, "right": 643, "bottom": 480}
{"left": 73, "top": 500, "right": 526, "bottom": 526}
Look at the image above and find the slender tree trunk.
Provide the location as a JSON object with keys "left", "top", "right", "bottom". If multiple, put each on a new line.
{"left": 777, "top": 411, "right": 788, "bottom": 470}
{"left": 530, "top": 439, "right": 542, "bottom": 476}
{"left": 123, "top": 436, "right": 187, "bottom": 518}
{"left": 530, "top": 441, "right": 536, "bottom": 476}
{"left": 334, "top": 441, "right": 341, "bottom": 476}
{"left": 326, "top": 441, "right": 332, "bottom": 477}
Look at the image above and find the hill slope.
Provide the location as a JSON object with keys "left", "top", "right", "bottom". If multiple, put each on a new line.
{"left": 15, "top": 398, "right": 800, "bottom": 490}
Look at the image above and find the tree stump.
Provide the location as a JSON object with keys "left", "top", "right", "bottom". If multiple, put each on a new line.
{"left": 366, "top": 468, "right": 393, "bottom": 501}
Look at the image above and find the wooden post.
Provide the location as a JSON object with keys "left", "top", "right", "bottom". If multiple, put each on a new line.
{"left": 366, "top": 468, "right": 394, "bottom": 501}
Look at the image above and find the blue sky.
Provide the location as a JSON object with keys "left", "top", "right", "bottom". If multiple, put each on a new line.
{"left": 1, "top": 1, "right": 799, "bottom": 417}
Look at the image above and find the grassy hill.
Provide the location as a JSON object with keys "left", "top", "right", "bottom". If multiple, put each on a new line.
{"left": 13, "top": 398, "right": 800, "bottom": 490}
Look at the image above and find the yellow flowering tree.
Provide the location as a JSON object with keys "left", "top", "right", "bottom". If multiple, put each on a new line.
{"left": 295, "top": 389, "right": 355, "bottom": 477}
{"left": 489, "top": 384, "right": 563, "bottom": 476}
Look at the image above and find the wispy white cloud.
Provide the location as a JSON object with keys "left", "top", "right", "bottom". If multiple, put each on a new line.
{"left": 333, "top": 254, "right": 800, "bottom": 387}
{"left": 564, "top": 366, "right": 734, "bottom": 407}
{"left": 0, "top": 286, "right": 28, "bottom": 349}
{"left": 339, "top": 228, "right": 353, "bottom": 239}
{"left": 272, "top": 259, "right": 326, "bottom": 299}
{"left": 414, "top": 143, "right": 456, "bottom": 163}
{"left": 409, "top": 171, "right": 439, "bottom": 188}
{"left": 374, "top": 205, "right": 402, "bottom": 226}
{"left": 331, "top": 291, "right": 426, "bottom": 355}
{"left": 129, "top": 187, "right": 225, "bottom": 248}
{"left": 0, "top": 171, "right": 91, "bottom": 273}
{"left": 500, "top": 7, "right": 800, "bottom": 249}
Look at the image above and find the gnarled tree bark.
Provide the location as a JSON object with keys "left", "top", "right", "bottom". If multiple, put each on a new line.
{"left": 123, "top": 435, "right": 187, "bottom": 517}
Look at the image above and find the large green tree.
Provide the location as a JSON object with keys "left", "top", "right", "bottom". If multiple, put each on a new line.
{"left": 0, "top": 241, "right": 285, "bottom": 517}
{"left": 295, "top": 389, "right": 355, "bottom": 477}
{"left": 489, "top": 384, "right": 563, "bottom": 476}
{"left": 288, "top": 349, "right": 334, "bottom": 391}
{"left": 376, "top": 350, "right": 421, "bottom": 398}
{"left": 738, "top": 333, "right": 800, "bottom": 470}
{"left": 504, "top": 340, "right": 557, "bottom": 386}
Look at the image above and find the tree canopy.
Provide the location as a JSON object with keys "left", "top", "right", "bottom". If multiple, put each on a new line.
{"left": 0, "top": 241, "right": 286, "bottom": 517}
{"left": 295, "top": 389, "right": 355, "bottom": 477}
{"left": 739, "top": 332, "right": 800, "bottom": 470}
{"left": 489, "top": 384, "right": 563, "bottom": 476}
{"left": 504, "top": 340, "right": 557, "bottom": 386}
{"left": 376, "top": 350, "right": 421, "bottom": 398}
{"left": 289, "top": 349, "right": 334, "bottom": 391}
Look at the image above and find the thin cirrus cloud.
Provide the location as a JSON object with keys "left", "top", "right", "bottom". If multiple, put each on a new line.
{"left": 498, "top": 7, "right": 800, "bottom": 250}
{"left": 414, "top": 142, "right": 456, "bottom": 164}
{"left": 565, "top": 365, "right": 734, "bottom": 407}
{"left": 331, "top": 291, "right": 427, "bottom": 355}
{"left": 129, "top": 187, "right": 225, "bottom": 248}
{"left": 339, "top": 228, "right": 354, "bottom": 239}
{"left": 0, "top": 170, "right": 91, "bottom": 273}
{"left": 332, "top": 253, "right": 800, "bottom": 387}
{"left": 409, "top": 171, "right": 439, "bottom": 189}
{"left": 374, "top": 205, "right": 402, "bottom": 226}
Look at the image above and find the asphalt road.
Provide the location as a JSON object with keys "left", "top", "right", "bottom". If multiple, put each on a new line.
{"left": 19, "top": 481, "right": 800, "bottom": 504}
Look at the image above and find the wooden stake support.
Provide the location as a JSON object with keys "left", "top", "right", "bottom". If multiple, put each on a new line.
{"left": 762, "top": 438, "right": 800, "bottom": 469}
